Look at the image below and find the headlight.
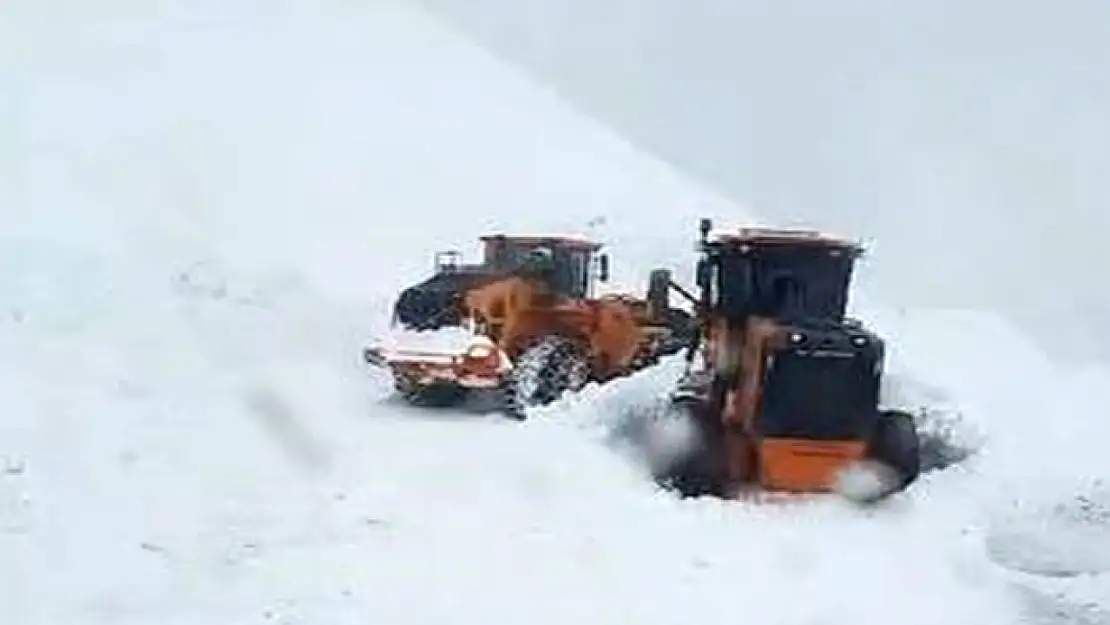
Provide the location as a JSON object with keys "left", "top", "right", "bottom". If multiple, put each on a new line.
{"left": 466, "top": 344, "right": 495, "bottom": 360}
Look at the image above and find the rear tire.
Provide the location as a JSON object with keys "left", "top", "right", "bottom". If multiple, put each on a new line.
{"left": 502, "top": 336, "right": 589, "bottom": 420}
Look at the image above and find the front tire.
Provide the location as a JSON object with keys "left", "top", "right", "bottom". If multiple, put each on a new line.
{"left": 502, "top": 336, "right": 589, "bottom": 420}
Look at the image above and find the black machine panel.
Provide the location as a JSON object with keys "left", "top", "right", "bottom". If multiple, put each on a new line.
{"left": 754, "top": 321, "right": 884, "bottom": 440}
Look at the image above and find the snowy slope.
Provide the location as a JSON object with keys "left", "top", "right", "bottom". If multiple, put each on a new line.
{"left": 416, "top": 0, "right": 1110, "bottom": 364}
{"left": 1, "top": 0, "right": 1107, "bottom": 624}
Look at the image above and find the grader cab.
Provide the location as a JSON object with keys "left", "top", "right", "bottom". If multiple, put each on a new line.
{"left": 662, "top": 219, "right": 921, "bottom": 502}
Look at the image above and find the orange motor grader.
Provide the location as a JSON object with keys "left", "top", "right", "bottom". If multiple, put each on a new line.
{"left": 363, "top": 233, "right": 694, "bottom": 417}
{"left": 654, "top": 219, "right": 922, "bottom": 503}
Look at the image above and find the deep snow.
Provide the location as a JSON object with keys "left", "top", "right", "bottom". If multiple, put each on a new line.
{"left": 1, "top": 0, "right": 1108, "bottom": 624}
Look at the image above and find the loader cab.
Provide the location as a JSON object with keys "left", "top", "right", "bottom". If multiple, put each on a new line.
{"left": 696, "top": 222, "right": 864, "bottom": 324}
{"left": 480, "top": 234, "right": 608, "bottom": 299}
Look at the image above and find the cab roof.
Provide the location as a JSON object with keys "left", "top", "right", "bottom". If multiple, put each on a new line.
{"left": 707, "top": 226, "right": 863, "bottom": 255}
{"left": 479, "top": 233, "right": 602, "bottom": 252}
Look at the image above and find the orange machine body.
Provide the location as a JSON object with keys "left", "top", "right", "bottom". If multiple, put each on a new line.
{"left": 461, "top": 274, "right": 647, "bottom": 382}
{"left": 688, "top": 226, "right": 888, "bottom": 499}
{"left": 700, "top": 295, "right": 878, "bottom": 495}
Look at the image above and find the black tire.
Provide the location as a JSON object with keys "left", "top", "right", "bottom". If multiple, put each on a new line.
{"left": 501, "top": 336, "right": 589, "bottom": 420}
{"left": 651, "top": 398, "right": 726, "bottom": 498}
{"left": 868, "top": 409, "right": 922, "bottom": 490}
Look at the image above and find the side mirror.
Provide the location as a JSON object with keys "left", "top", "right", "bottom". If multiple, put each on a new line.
{"left": 597, "top": 253, "right": 610, "bottom": 282}
{"left": 696, "top": 257, "right": 712, "bottom": 289}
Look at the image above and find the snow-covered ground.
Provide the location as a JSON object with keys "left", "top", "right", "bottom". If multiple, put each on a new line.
{"left": 1, "top": 0, "right": 1107, "bottom": 623}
